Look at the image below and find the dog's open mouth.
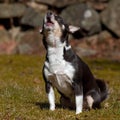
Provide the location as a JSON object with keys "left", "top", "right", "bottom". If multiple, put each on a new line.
{"left": 46, "top": 17, "right": 54, "bottom": 26}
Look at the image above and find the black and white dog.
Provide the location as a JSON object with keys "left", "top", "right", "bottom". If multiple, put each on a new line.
{"left": 40, "top": 11, "right": 108, "bottom": 114}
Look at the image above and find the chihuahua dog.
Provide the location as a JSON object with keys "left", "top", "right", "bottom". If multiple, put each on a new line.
{"left": 40, "top": 11, "right": 108, "bottom": 114}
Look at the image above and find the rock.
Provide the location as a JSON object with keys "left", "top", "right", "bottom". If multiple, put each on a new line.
{"left": 17, "top": 30, "right": 45, "bottom": 55}
{"left": 26, "top": 1, "right": 48, "bottom": 11}
{"left": 71, "top": 39, "right": 97, "bottom": 57}
{"left": 88, "top": 0, "right": 109, "bottom": 2}
{"left": 85, "top": 35, "right": 98, "bottom": 49}
{"left": 101, "top": 0, "right": 120, "bottom": 37}
{"left": 0, "top": 40, "right": 17, "bottom": 55}
{"left": 87, "top": 0, "right": 108, "bottom": 11}
{"left": 8, "top": 27, "right": 21, "bottom": 40}
{"left": 0, "top": 27, "right": 11, "bottom": 42}
{"left": 61, "top": 3, "right": 101, "bottom": 35}
{"left": 35, "top": 0, "right": 85, "bottom": 8}
{"left": 98, "top": 31, "right": 112, "bottom": 42}
{"left": 0, "top": 3, "right": 26, "bottom": 18}
{"left": 0, "top": 0, "right": 17, "bottom": 3}
{"left": 20, "top": 7, "right": 46, "bottom": 27}
{"left": 110, "top": 50, "right": 120, "bottom": 60}
{"left": 75, "top": 47, "right": 97, "bottom": 57}
{"left": 18, "top": 44, "right": 32, "bottom": 54}
{"left": 86, "top": 31, "right": 112, "bottom": 46}
{"left": 0, "top": 27, "right": 17, "bottom": 54}
{"left": 0, "top": 25, "right": 4, "bottom": 30}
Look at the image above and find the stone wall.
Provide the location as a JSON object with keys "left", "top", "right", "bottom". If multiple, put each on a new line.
{"left": 0, "top": 0, "right": 120, "bottom": 60}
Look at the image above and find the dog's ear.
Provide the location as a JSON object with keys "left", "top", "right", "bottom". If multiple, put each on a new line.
{"left": 68, "top": 25, "right": 80, "bottom": 33}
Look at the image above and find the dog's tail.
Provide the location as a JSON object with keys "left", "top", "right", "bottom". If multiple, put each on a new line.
{"left": 96, "top": 79, "right": 108, "bottom": 102}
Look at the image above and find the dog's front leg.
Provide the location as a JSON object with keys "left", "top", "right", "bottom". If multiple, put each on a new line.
{"left": 48, "top": 86, "right": 55, "bottom": 111}
{"left": 46, "top": 82, "right": 55, "bottom": 111}
{"left": 74, "top": 83, "right": 83, "bottom": 114}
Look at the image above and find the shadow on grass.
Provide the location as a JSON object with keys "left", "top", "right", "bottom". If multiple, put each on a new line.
{"left": 35, "top": 102, "right": 62, "bottom": 110}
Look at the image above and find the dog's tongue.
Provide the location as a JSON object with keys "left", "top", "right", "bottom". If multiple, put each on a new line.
{"left": 46, "top": 22, "right": 53, "bottom": 26}
{"left": 46, "top": 18, "right": 53, "bottom": 26}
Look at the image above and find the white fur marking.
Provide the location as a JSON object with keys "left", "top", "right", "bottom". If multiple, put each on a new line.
{"left": 86, "top": 95, "right": 94, "bottom": 109}
{"left": 39, "top": 28, "right": 43, "bottom": 33}
{"left": 62, "top": 25, "right": 65, "bottom": 30}
{"left": 48, "top": 87, "right": 55, "bottom": 111}
{"left": 44, "top": 41, "right": 75, "bottom": 98}
{"left": 65, "top": 45, "right": 71, "bottom": 50}
{"left": 75, "top": 95, "right": 83, "bottom": 114}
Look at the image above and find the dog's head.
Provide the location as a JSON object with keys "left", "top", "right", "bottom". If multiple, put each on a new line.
{"left": 40, "top": 11, "right": 80, "bottom": 35}
{"left": 40, "top": 11, "right": 80, "bottom": 47}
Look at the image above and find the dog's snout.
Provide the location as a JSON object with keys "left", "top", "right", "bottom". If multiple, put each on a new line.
{"left": 47, "top": 11, "right": 53, "bottom": 18}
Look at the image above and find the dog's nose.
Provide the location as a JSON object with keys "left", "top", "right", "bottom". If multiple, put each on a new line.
{"left": 47, "top": 11, "right": 53, "bottom": 18}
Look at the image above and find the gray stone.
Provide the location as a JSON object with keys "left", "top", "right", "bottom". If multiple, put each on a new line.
{"left": 87, "top": 0, "right": 109, "bottom": 11}
{"left": 0, "top": 28, "right": 11, "bottom": 42}
{"left": 8, "top": 27, "right": 21, "bottom": 40}
{"left": 18, "top": 44, "right": 32, "bottom": 54}
{"left": 75, "top": 47, "right": 97, "bottom": 57}
{"left": 26, "top": 1, "right": 48, "bottom": 11}
{"left": 17, "top": 30, "right": 44, "bottom": 55}
{"left": 0, "top": 3, "right": 26, "bottom": 18}
{"left": 35, "top": 0, "right": 85, "bottom": 8}
{"left": 0, "top": 27, "right": 17, "bottom": 54}
{"left": 20, "top": 7, "right": 46, "bottom": 27}
{"left": 101, "top": 0, "right": 120, "bottom": 37}
{"left": 61, "top": 3, "right": 101, "bottom": 35}
{"left": 98, "top": 31, "right": 112, "bottom": 42}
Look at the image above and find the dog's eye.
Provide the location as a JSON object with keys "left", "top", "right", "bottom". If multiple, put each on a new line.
{"left": 54, "top": 15, "right": 58, "bottom": 19}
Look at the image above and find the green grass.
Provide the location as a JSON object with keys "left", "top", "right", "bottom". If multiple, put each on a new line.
{"left": 0, "top": 55, "right": 120, "bottom": 120}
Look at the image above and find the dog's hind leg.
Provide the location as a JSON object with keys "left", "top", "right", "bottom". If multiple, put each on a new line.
{"left": 73, "top": 83, "right": 83, "bottom": 114}
{"left": 85, "top": 90, "right": 101, "bottom": 110}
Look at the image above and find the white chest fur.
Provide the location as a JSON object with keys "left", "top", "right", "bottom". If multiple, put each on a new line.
{"left": 44, "top": 45, "right": 75, "bottom": 97}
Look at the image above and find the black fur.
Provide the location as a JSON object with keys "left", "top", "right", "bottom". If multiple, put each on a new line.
{"left": 64, "top": 46, "right": 108, "bottom": 109}
{"left": 41, "top": 11, "right": 108, "bottom": 112}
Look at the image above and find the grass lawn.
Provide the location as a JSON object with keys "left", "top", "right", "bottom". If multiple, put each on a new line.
{"left": 0, "top": 55, "right": 120, "bottom": 120}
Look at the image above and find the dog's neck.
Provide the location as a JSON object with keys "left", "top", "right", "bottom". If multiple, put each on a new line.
{"left": 45, "top": 32, "right": 69, "bottom": 66}
{"left": 45, "top": 31, "right": 63, "bottom": 47}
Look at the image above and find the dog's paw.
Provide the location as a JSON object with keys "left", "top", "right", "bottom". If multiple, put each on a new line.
{"left": 76, "top": 110, "right": 82, "bottom": 114}
{"left": 50, "top": 106, "right": 55, "bottom": 111}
